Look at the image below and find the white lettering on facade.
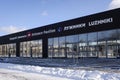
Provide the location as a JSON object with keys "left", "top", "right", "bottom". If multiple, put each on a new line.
{"left": 9, "top": 37, "right": 17, "bottom": 40}
{"left": 32, "top": 32, "right": 43, "bottom": 36}
{"left": 9, "top": 29, "right": 56, "bottom": 40}
{"left": 18, "top": 35, "right": 27, "bottom": 39}
{"left": 44, "top": 29, "right": 56, "bottom": 34}
{"left": 9, "top": 17, "right": 113, "bottom": 41}
{"left": 64, "top": 23, "right": 86, "bottom": 31}
{"left": 88, "top": 18, "right": 113, "bottom": 26}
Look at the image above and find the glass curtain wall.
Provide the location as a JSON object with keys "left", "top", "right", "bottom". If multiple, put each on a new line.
{"left": 98, "top": 30, "right": 118, "bottom": 58}
{"left": 31, "top": 40, "right": 42, "bottom": 57}
{"left": 66, "top": 35, "right": 79, "bottom": 58}
{"left": 48, "top": 35, "right": 79, "bottom": 58}
{"left": 20, "top": 42, "right": 29, "bottom": 57}
{"left": 0, "top": 43, "right": 16, "bottom": 57}
{"left": 0, "top": 45, "right": 8, "bottom": 57}
{"left": 106, "top": 30, "right": 118, "bottom": 58}
{"left": 48, "top": 37, "right": 66, "bottom": 58}
{"left": 20, "top": 40, "right": 42, "bottom": 57}
{"left": 48, "top": 29, "right": 119, "bottom": 58}
{"left": 7, "top": 43, "right": 16, "bottom": 57}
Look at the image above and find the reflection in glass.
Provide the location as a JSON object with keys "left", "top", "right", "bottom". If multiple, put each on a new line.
{"left": 7, "top": 43, "right": 16, "bottom": 57}
{"left": 79, "top": 34, "right": 87, "bottom": 57}
{"left": 1, "top": 45, "right": 8, "bottom": 57}
{"left": 0, "top": 43, "right": 16, "bottom": 57}
{"left": 106, "top": 30, "right": 117, "bottom": 58}
{"left": 88, "top": 32, "right": 98, "bottom": 57}
{"left": 48, "top": 37, "right": 66, "bottom": 58}
{"left": 53, "top": 38, "right": 59, "bottom": 57}
{"left": 20, "top": 40, "right": 42, "bottom": 57}
{"left": 66, "top": 35, "right": 79, "bottom": 58}
{"left": 98, "top": 31, "right": 106, "bottom": 58}
{"left": 47, "top": 29, "right": 119, "bottom": 58}
{"left": 98, "top": 30, "right": 117, "bottom": 58}
{"left": 59, "top": 37, "right": 66, "bottom": 57}
{"left": 48, "top": 38, "right": 53, "bottom": 57}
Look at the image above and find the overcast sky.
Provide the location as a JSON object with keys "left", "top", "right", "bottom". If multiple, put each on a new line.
{"left": 0, "top": 0, "right": 120, "bottom": 36}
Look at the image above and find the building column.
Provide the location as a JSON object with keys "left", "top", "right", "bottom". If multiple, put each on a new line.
{"left": 16, "top": 42, "right": 20, "bottom": 57}
{"left": 42, "top": 38, "right": 48, "bottom": 58}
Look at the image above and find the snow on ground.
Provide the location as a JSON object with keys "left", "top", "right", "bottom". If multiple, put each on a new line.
{"left": 0, "top": 69, "right": 71, "bottom": 80}
{"left": 0, "top": 63, "right": 120, "bottom": 80}
{"left": 0, "top": 69, "right": 70, "bottom": 80}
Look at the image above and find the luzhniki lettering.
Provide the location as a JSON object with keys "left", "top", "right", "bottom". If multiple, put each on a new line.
{"left": 88, "top": 18, "right": 113, "bottom": 26}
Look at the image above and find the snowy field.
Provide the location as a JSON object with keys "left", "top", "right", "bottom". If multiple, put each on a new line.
{"left": 0, "top": 63, "right": 120, "bottom": 80}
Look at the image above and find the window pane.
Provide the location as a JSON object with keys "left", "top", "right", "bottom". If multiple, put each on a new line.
{"left": 53, "top": 38, "right": 59, "bottom": 57}
{"left": 20, "top": 40, "right": 42, "bottom": 57}
{"left": 98, "top": 31, "right": 107, "bottom": 58}
{"left": 48, "top": 38, "right": 53, "bottom": 58}
{"left": 59, "top": 37, "right": 66, "bottom": 57}
{"left": 8, "top": 43, "right": 16, "bottom": 57}
{"left": 88, "top": 32, "right": 98, "bottom": 57}
{"left": 98, "top": 29, "right": 117, "bottom": 58}
{"left": 66, "top": 35, "right": 79, "bottom": 58}
{"left": 79, "top": 34, "right": 87, "bottom": 57}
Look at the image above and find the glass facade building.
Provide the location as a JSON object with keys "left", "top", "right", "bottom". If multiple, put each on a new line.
{"left": 0, "top": 8, "right": 119, "bottom": 59}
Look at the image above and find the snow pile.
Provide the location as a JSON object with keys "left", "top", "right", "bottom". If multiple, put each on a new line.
{"left": 0, "top": 63, "right": 120, "bottom": 80}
